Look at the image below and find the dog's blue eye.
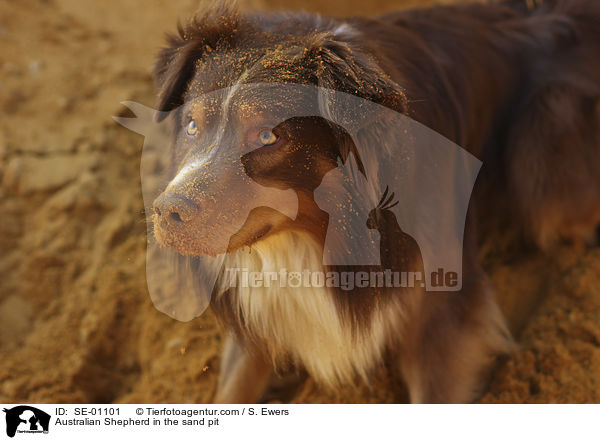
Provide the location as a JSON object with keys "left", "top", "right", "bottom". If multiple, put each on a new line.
{"left": 186, "top": 120, "right": 198, "bottom": 137}
{"left": 258, "top": 129, "right": 278, "bottom": 146}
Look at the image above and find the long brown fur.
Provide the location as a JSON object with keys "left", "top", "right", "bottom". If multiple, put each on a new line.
{"left": 151, "top": 0, "right": 600, "bottom": 403}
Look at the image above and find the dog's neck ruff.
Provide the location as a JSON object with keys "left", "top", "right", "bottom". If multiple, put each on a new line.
{"left": 215, "top": 230, "right": 403, "bottom": 387}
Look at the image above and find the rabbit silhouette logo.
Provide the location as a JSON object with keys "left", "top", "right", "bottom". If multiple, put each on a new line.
{"left": 3, "top": 406, "right": 50, "bottom": 438}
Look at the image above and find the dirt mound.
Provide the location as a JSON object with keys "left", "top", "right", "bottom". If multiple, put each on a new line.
{"left": 1, "top": 0, "right": 599, "bottom": 403}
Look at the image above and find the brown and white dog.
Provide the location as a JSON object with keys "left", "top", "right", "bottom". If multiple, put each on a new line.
{"left": 150, "top": 0, "right": 600, "bottom": 403}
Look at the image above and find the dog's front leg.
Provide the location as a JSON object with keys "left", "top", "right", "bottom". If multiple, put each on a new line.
{"left": 400, "top": 291, "right": 512, "bottom": 403}
{"left": 214, "top": 333, "right": 273, "bottom": 403}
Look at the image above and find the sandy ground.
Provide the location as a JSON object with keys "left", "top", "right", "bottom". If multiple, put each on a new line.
{"left": 1, "top": 0, "right": 599, "bottom": 403}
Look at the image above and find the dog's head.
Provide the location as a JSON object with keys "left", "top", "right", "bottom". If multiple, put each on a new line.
{"left": 151, "top": 1, "right": 406, "bottom": 257}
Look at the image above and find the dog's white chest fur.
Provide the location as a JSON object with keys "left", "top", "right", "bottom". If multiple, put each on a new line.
{"left": 216, "top": 231, "right": 400, "bottom": 387}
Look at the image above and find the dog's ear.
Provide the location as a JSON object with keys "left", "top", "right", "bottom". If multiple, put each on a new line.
{"left": 304, "top": 33, "right": 408, "bottom": 114}
{"left": 153, "top": 1, "right": 241, "bottom": 122}
{"left": 303, "top": 34, "right": 406, "bottom": 178}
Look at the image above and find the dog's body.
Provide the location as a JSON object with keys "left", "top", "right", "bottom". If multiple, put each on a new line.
{"left": 151, "top": 0, "right": 600, "bottom": 403}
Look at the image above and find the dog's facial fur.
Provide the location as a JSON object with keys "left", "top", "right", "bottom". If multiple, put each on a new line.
{"left": 152, "top": 91, "right": 360, "bottom": 256}
{"left": 152, "top": 0, "right": 600, "bottom": 403}
{"left": 151, "top": 3, "right": 382, "bottom": 255}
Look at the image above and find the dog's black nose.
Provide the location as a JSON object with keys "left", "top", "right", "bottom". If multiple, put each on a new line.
{"left": 153, "top": 192, "right": 199, "bottom": 225}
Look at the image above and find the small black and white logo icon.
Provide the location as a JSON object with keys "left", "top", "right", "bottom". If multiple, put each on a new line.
{"left": 3, "top": 406, "right": 50, "bottom": 438}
